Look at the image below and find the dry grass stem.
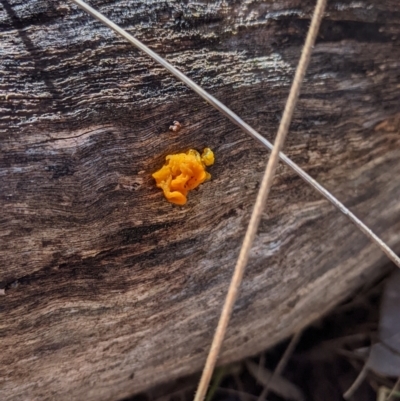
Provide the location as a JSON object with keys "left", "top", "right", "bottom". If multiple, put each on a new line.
{"left": 257, "top": 331, "right": 303, "bottom": 401}
{"left": 343, "top": 363, "right": 368, "bottom": 400}
{"left": 387, "top": 377, "right": 400, "bottom": 401}
{"left": 194, "top": 0, "right": 327, "bottom": 398}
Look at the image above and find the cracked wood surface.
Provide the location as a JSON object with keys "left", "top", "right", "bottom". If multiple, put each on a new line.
{"left": 1, "top": 0, "right": 400, "bottom": 400}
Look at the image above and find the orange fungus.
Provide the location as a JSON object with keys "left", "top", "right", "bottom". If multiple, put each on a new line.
{"left": 152, "top": 148, "right": 215, "bottom": 205}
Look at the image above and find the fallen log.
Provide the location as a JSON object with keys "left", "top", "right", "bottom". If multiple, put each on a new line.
{"left": 1, "top": 0, "right": 400, "bottom": 400}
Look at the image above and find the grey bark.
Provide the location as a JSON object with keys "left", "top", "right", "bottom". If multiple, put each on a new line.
{"left": 1, "top": 0, "right": 400, "bottom": 400}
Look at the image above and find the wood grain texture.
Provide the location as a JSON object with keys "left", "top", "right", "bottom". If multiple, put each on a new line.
{"left": 1, "top": 0, "right": 400, "bottom": 400}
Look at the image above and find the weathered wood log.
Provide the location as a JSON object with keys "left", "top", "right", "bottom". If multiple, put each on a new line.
{"left": 1, "top": 0, "right": 400, "bottom": 400}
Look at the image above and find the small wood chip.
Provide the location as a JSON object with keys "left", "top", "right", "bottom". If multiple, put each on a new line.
{"left": 169, "top": 121, "right": 181, "bottom": 132}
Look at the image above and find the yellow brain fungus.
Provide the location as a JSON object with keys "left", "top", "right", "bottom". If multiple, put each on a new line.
{"left": 152, "top": 148, "right": 215, "bottom": 205}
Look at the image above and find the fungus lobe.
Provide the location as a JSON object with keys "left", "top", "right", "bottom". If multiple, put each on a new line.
{"left": 152, "top": 148, "right": 215, "bottom": 205}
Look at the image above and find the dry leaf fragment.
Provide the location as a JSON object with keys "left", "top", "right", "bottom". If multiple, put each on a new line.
{"left": 366, "top": 270, "right": 400, "bottom": 377}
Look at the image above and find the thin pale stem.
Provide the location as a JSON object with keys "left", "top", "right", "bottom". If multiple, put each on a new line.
{"left": 69, "top": 0, "right": 400, "bottom": 269}
{"left": 257, "top": 331, "right": 302, "bottom": 401}
{"left": 386, "top": 377, "right": 400, "bottom": 401}
{"left": 343, "top": 363, "right": 368, "bottom": 399}
{"left": 194, "top": 0, "right": 328, "bottom": 399}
